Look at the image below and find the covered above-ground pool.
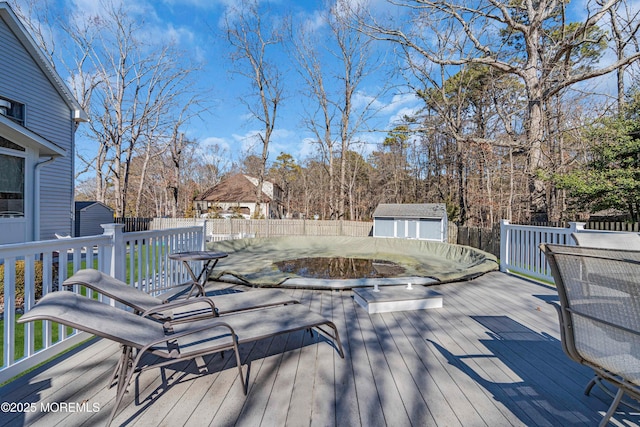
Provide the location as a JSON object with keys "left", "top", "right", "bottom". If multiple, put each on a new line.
{"left": 206, "top": 236, "right": 498, "bottom": 289}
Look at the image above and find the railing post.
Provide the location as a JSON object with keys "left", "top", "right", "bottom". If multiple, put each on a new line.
{"left": 201, "top": 220, "right": 207, "bottom": 250}
{"left": 101, "top": 223, "right": 126, "bottom": 281}
{"left": 499, "top": 219, "right": 510, "bottom": 272}
{"left": 568, "top": 222, "right": 586, "bottom": 244}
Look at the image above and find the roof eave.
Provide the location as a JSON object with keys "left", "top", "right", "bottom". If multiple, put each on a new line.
{"left": 0, "top": 115, "right": 66, "bottom": 157}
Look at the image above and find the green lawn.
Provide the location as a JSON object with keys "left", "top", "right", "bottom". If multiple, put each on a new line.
{"left": 2, "top": 242, "right": 169, "bottom": 364}
{"left": 60, "top": 246, "right": 167, "bottom": 282}
{"left": 64, "top": 243, "right": 168, "bottom": 282}
{"left": 0, "top": 315, "right": 73, "bottom": 364}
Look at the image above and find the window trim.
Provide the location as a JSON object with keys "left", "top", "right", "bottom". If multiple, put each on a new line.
{"left": 0, "top": 145, "right": 26, "bottom": 219}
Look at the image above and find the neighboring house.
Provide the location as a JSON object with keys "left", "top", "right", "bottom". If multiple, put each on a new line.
{"left": 0, "top": 2, "right": 87, "bottom": 244}
{"left": 74, "top": 201, "right": 114, "bottom": 237}
{"left": 373, "top": 203, "right": 448, "bottom": 242}
{"left": 588, "top": 208, "right": 630, "bottom": 223}
{"left": 194, "top": 174, "right": 284, "bottom": 219}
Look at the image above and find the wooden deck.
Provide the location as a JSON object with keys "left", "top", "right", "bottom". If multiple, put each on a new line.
{"left": 2, "top": 272, "right": 639, "bottom": 426}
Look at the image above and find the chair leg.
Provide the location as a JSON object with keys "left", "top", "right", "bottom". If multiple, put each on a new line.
{"left": 115, "top": 346, "right": 133, "bottom": 395}
{"left": 323, "top": 322, "right": 345, "bottom": 358}
{"left": 599, "top": 387, "right": 624, "bottom": 427}
{"left": 231, "top": 337, "right": 246, "bottom": 395}
{"left": 315, "top": 322, "right": 345, "bottom": 358}
{"left": 585, "top": 375, "right": 598, "bottom": 395}
{"left": 108, "top": 348, "right": 145, "bottom": 426}
{"left": 109, "top": 345, "right": 134, "bottom": 388}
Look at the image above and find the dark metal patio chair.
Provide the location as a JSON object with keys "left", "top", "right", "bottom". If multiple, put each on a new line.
{"left": 541, "top": 243, "right": 640, "bottom": 426}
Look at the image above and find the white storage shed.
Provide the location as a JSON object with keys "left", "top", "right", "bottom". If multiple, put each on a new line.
{"left": 373, "top": 203, "right": 448, "bottom": 242}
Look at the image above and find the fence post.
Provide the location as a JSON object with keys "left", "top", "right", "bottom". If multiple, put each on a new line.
{"left": 101, "top": 223, "right": 126, "bottom": 281}
{"left": 499, "top": 219, "right": 510, "bottom": 273}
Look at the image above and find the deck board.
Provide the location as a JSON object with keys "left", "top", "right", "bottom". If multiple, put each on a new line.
{"left": 2, "top": 272, "right": 639, "bottom": 427}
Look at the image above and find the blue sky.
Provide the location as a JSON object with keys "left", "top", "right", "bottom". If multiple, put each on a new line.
{"left": 12, "top": 0, "right": 630, "bottom": 174}
{"left": 12, "top": 0, "right": 419, "bottom": 170}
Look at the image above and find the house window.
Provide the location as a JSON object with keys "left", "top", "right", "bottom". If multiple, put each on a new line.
{"left": 0, "top": 96, "right": 25, "bottom": 126}
{"left": 0, "top": 151, "right": 25, "bottom": 218}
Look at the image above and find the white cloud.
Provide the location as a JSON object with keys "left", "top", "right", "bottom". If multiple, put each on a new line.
{"left": 381, "top": 92, "right": 420, "bottom": 114}
{"left": 201, "top": 136, "right": 231, "bottom": 152}
{"left": 300, "top": 9, "right": 326, "bottom": 33}
{"left": 230, "top": 130, "right": 261, "bottom": 155}
{"left": 387, "top": 105, "right": 421, "bottom": 127}
{"left": 296, "top": 137, "right": 320, "bottom": 160}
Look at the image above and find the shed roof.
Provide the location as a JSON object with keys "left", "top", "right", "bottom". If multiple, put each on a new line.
{"left": 373, "top": 203, "right": 447, "bottom": 219}
{"left": 75, "top": 201, "right": 114, "bottom": 213}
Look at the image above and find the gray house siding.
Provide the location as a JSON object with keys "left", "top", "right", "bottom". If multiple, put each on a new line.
{"left": 0, "top": 13, "right": 76, "bottom": 240}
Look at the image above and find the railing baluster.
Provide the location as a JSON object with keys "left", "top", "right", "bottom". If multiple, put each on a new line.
{"left": 3, "top": 257, "right": 16, "bottom": 368}
{"left": 23, "top": 254, "right": 35, "bottom": 358}
{"left": 42, "top": 251, "right": 52, "bottom": 348}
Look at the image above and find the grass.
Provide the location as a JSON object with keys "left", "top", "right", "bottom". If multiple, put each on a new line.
{"left": 0, "top": 315, "right": 74, "bottom": 364}
{"left": 2, "top": 244, "right": 168, "bottom": 364}
{"left": 1, "top": 285, "right": 95, "bottom": 367}
{"left": 63, "top": 243, "right": 168, "bottom": 282}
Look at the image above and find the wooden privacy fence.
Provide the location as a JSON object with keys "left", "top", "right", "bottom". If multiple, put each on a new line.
{"left": 456, "top": 221, "right": 640, "bottom": 257}
{"left": 146, "top": 218, "right": 639, "bottom": 259}
{"left": 115, "top": 217, "right": 152, "bottom": 232}
{"left": 584, "top": 221, "right": 640, "bottom": 231}
{"left": 456, "top": 223, "right": 500, "bottom": 257}
{"left": 150, "top": 218, "right": 374, "bottom": 238}
{"left": 531, "top": 221, "right": 640, "bottom": 232}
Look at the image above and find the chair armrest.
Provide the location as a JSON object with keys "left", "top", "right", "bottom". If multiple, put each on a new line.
{"left": 141, "top": 297, "right": 218, "bottom": 326}
{"left": 139, "top": 321, "right": 238, "bottom": 359}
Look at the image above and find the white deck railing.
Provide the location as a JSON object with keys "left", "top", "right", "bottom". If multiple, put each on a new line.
{"left": 499, "top": 220, "right": 585, "bottom": 282}
{"left": 0, "top": 223, "right": 205, "bottom": 384}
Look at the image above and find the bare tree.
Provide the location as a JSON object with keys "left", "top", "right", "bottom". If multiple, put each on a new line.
{"left": 362, "top": 0, "right": 640, "bottom": 221}
{"left": 291, "top": 0, "right": 383, "bottom": 219}
{"left": 17, "top": 0, "right": 205, "bottom": 217}
{"left": 225, "top": 0, "right": 285, "bottom": 218}
{"left": 606, "top": 0, "right": 640, "bottom": 111}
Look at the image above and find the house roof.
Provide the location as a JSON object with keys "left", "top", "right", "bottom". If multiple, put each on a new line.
{"left": 195, "top": 174, "right": 273, "bottom": 203}
{"left": 0, "top": 2, "right": 88, "bottom": 123}
{"left": 373, "top": 203, "right": 447, "bottom": 219}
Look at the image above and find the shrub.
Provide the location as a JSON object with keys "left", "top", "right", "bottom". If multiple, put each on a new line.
{"left": 0, "top": 260, "right": 52, "bottom": 300}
